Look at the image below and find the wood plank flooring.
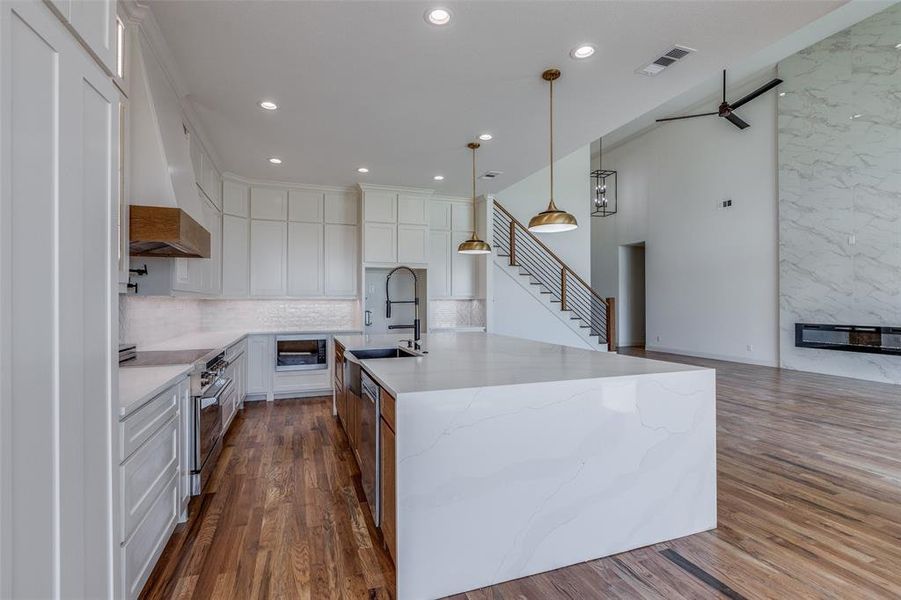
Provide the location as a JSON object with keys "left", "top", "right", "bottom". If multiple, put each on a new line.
{"left": 141, "top": 350, "right": 901, "bottom": 599}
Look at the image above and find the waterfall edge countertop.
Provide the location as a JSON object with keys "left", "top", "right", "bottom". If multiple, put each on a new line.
{"left": 334, "top": 331, "right": 707, "bottom": 397}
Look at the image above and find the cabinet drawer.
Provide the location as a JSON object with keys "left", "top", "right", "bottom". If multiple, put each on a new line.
{"left": 120, "top": 383, "right": 179, "bottom": 462}
{"left": 121, "top": 476, "right": 178, "bottom": 600}
{"left": 121, "top": 417, "right": 178, "bottom": 543}
{"left": 272, "top": 369, "right": 330, "bottom": 393}
{"left": 381, "top": 388, "right": 396, "bottom": 432}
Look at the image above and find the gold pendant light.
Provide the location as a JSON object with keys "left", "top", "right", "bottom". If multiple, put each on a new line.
{"left": 528, "top": 69, "right": 578, "bottom": 233}
{"left": 457, "top": 141, "right": 492, "bottom": 254}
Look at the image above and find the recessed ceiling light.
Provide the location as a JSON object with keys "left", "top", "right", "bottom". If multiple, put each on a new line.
{"left": 433, "top": 175, "right": 444, "bottom": 181}
{"left": 268, "top": 157, "right": 282, "bottom": 164}
{"left": 259, "top": 100, "right": 278, "bottom": 110}
{"left": 895, "top": 42, "right": 901, "bottom": 49}
{"left": 570, "top": 44, "right": 596, "bottom": 60}
{"left": 850, "top": 114, "right": 863, "bottom": 120}
{"left": 478, "top": 133, "right": 493, "bottom": 141}
{"left": 425, "top": 8, "right": 451, "bottom": 26}
{"left": 357, "top": 167, "right": 369, "bottom": 173}
{"left": 778, "top": 91, "right": 786, "bottom": 97}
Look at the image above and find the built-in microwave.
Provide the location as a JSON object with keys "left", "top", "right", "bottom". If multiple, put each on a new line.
{"left": 275, "top": 335, "right": 328, "bottom": 371}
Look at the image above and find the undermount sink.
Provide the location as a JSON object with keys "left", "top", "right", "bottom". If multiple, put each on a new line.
{"left": 349, "top": 347, "right": 418, "bottom": 360}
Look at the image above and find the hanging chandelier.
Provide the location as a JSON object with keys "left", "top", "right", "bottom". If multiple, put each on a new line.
{"left": 457, "top": 142, "right": 492, "bottom": 254}
{"left": 528, "top": 68, "right": 578, "bottom": 233}
{"left": 591, "top": 136, "right": 617, "bottom": 218}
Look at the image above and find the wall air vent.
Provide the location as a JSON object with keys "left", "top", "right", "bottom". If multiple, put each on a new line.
{"left": 479, "top": 170, "right": 503, "bottom": 180}
{"left": 637, "top": 45, "right": 695, "bottom": 76}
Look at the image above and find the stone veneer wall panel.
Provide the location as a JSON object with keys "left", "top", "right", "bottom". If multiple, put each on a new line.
{"left": 778, "top": 3, "right": 901, "bottom": 383}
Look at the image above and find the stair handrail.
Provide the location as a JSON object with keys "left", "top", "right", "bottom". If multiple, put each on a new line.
{"left": 493, "top": 200, "right": 616, "bottom": 351}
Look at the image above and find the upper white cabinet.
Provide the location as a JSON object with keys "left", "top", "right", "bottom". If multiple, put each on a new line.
{"left": 325, "top": 224, "right": 359, "bottom": 296}
{"left": 287, "top": 222, "right": 323, "bottom": 296}
{"left": 250, "top": 220, "right": 287, "bottom": 296}
{"left": 288, "top": 189, "right": 324, "bottom": 223}
{"left": 324, "top": 191, "right": 358, "bottom": 225}
{"left": 223, "top": 180, "right": 249, "bottom": 217}
{"left": 429, "top": 198, "right": 478, "bottom": 299}
{"left": 251, "top": 187, "right": 288, "bottom": 221}
{"left": 363, "top": 190, "right": 397, "bottom": 223}
{"left": 218, "top": 180, "right": 359, "bottom": 298}
{"left": 188, "top": 133, "right": 221, "bottom": 209}
{"left": 51, "top": 0, "right": 117, "bottom": 75}
{"left": 398, "top": 193, "right": 429, "bottom": 225}
{"left": 361, "top": 185, "right": 432, "bottom": 266}
{"left": 222, "top": 214, "right": 249, "bottom": 296}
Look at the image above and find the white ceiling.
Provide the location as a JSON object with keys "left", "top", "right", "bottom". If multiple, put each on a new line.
{"left": 150, "top": 0, "right": 846, "bottom": 196}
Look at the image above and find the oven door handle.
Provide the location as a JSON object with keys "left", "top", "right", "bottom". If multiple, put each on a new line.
{"left": 199, "top": 378, "right": 233, "bottom": 409}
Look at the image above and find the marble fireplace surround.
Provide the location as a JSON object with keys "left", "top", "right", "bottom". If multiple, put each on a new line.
{"left": 778, "top": 3, "right": 901, "bottom": 384}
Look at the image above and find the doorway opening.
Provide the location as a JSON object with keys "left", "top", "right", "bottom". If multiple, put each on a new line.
{"left": 617, "top": 243, "right": 646, "bottom": 348}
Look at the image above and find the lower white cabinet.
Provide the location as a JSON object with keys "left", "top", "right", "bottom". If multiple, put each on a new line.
{"left": 247, "top": 335, "right": 272, "bottom": 395}
{"left": 118, "top": 376, "right": 186, "bottom": 600}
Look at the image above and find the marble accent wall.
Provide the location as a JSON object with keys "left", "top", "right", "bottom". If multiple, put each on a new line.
{"left": 778, "top": 3, "right": 901, "bottom": 383}
{"left": 120, "top": 296, "right": 360, "bottom": 346}
{"left": 429, "top": 299, "right": 486, "bottom": 330}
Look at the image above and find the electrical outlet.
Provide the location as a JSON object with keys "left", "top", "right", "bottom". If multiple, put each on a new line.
{"left": 722, "top": 199, "right": 733, "bottom": 208}
{"left": 746, "top": 344, "right": 753, "bottom": 352}
{"left": 848, "top": 234, "right": 856, "bottom": 246}
{"left": 656, "top": 335, "right": 661, "bottom": 343}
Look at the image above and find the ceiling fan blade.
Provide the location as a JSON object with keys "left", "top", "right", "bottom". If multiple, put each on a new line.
{"left": 724, "top": 112, "right": 750, "bottom": 129}
{"left": 729, "top": 78, "right": 783, "bottom": 110}
{"left": 656, "top": 112, "right": 718, "bottom": 123}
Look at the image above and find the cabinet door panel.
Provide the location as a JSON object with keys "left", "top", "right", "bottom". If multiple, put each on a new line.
{"left": 397, "top": 193, "right": 428, "bottom": 225}
{"left": 223, "top": 180, "right": 249, "bottom": 217}
{"left": 397, "top": 225, "right": 428, "bottom": 264}
{"left": 451, "top": 202, "right": 474, "bottom": 232}
{"left": 69, "top": 0, "right": 116, "bottom": 74}
{"left": 364, "top": 222, "right": 396, "bottom": 264}
{"left": 324, "top": 191, "right": 358, "bottom": 225}
{"left": 250, "top": 220, "right": 287, "bottom": 296}
{"left": 288, "top": 189, "right": 324, "bottom": 222}
{"left": 287, "top": 222, "right": 324, "bottom": 296}
{"left": 451, "top": 231, "right": 477, "bottom": 298}
{"left": 222, "top": 215, "right": 249, "bottom": 296}
{"left": 324, "top": 224, "right": 358, "bottom": 296}
{"left": 430, "top": 201, "right": 451, "bottom": 230}
{"left": 380, "top": 418, "right": 396, "bottom": 563}
{"left": 250, "top": 187, "right": 288, "bottom": 220}
{"left": 246, "top": 336, "right": 272, "bottom": 394}
{"left": 201, "top": 200, "right": 221, "bottom": 294}
{"left": 428, "top": 230, "right": 451, "bottom": 298}
{"left": 363, "top": 190, "right": 396, "bottom": 223}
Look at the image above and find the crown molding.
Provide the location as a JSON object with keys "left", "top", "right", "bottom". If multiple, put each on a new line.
{"left": 221, "top": 172, "right": 357, "bottom": 194}
{"left": 357, "top": 183, "right": 434, "bottom": 195}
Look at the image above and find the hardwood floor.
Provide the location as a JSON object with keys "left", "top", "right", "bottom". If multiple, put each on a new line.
{"left": 141, "top": 351, "right": 901, "bottom": 599}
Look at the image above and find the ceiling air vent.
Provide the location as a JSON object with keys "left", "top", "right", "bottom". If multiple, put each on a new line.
{"left": 637, "top": 45, "right": 694, "bottom": 76}
{"left": 479, "top": 170, "right": 503, "bottom": 180}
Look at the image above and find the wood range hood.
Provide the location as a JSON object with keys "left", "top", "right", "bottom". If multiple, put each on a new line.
{"left": 129, "top": 205, "right": 211, "bottom": 258}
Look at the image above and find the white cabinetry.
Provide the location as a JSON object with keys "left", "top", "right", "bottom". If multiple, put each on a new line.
{"left": 118, "top": 377, "right": 186, "bottom": 600}
{"left": 250, "top": 220, "right": 287, "bottom": 296}
{"left": 1, "top": 3, "right": 119, "bottom": 596}
{"left": 361, "top": 185, "right": 431, "bottom": 266}
{"left": 288, "top": 222, "right": 323, "bottom": 296}
{"left": 247, "top": 335, "right": 273, "bottom": 396}
{"left": 48, "top": 0, "right": 117, "bottom": 74}
{"left": 221, "top": 179, "right": 359, "bottom": 298}
{"left": 428, "top": 198, "right": 478, "bottom": 299}
{"left": 324, "top": 224, "right": 359, "bottom": 296}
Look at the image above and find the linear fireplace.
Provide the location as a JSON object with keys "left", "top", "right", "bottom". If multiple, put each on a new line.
{"left": 795, "top": 323, "right": 901, "bottom": 356}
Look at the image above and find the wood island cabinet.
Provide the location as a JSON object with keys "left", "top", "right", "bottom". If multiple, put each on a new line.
{"left": 380, "top": 389, "right": 397, "bottom": 563}
{"left": 334, "top": 342, "right": 347, "bottom": 427}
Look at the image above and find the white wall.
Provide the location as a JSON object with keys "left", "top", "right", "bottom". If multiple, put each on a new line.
{"left": 493, "top": 146, "right": 591, "bottom": 280}
{"left": 592, "top": 81, "right": 779, "bottom": 365}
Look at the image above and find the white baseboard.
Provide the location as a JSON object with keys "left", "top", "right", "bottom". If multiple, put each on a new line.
{"left": 644, "top": 344, "right": 778, "bottom": 367}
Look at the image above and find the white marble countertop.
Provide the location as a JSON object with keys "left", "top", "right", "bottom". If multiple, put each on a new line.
{"left": 335, "top": 332, "right": 708, "bottom": 397}
{"left": 119, "top": 364, "right": 192, "bottom": 418}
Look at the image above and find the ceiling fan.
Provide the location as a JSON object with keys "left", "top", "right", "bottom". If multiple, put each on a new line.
{"left": 656, "top": 70, "right": 783, "bottom": 130}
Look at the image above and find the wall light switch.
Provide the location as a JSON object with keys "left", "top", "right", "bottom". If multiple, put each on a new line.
{"left": 849, "top": 234, "right": 856, "bottom": 246}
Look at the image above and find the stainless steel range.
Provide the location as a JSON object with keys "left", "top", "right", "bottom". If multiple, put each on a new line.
{"left": 190, "top": 351, "right": 233, "bottom": 495}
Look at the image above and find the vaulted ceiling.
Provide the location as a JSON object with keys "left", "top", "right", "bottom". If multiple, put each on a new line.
{"left": 150, "top": 0, "right": 846, "bottom": 195}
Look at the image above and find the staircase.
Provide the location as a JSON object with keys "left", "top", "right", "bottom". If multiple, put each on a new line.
{"left": 492, "top": 200, "right": 616, "bottom": 350}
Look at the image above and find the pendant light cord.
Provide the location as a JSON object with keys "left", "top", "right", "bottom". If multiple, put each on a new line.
{"left": 471, "top": 143, "right": 477, "bottom": 238}
{"left": 549, "top": 76, "right": 555, "bottom": 209}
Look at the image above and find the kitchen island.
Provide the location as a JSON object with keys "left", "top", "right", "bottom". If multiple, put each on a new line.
{"left": 334, "top": 332, "right": 716, "bottom": 600}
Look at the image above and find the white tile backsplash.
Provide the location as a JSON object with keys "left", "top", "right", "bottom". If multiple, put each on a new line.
{"left": 429, "top": 299, "right": 485, "bottom": 329}
{"left": 120, "top": 296, "right": 361, "bottom": 347}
